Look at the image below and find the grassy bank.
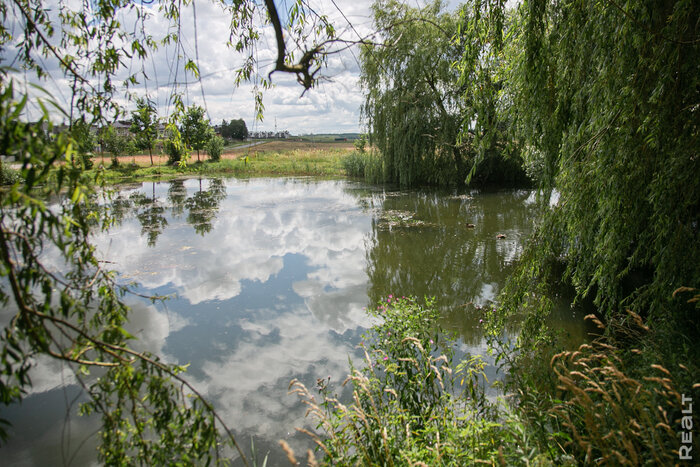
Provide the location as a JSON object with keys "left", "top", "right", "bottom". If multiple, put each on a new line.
{"left": 86, "top": 141, "right": 353, "bottom": 183}
{"left": 95, "top": 154, "right": 346, "bottom": 183}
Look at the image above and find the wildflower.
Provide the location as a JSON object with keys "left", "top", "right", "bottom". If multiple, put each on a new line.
{"left": 429, "top": 339, "right": 434, "bottom": 344}
{"left": 383, "top": 356, "right": 388, "bottom": 361}
{"left": 389, "top": 294, "right": 393, "bottom": 298}
{"left": 387, "top": 298, "right": 391, "bottom": 303}
{"left": 479, "top": 319, "right": 483, "bottom": 323}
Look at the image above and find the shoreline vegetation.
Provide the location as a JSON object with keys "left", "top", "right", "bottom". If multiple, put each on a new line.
{"left": 285, "top": 295, "right": 692, "bottom": 466}
{"left": 2, "top": 0, "right": 698, "bottom": 464}
{"left": 88, "top": 140, "right": 355, "bottom": 183}
{"left": 2, "top": 139, "right": 698, "bottom": 464}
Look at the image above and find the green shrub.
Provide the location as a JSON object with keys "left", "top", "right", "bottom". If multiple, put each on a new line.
{"left": 353, "top": 134, "right": 367, "bottom": 153}
{"left": 291, "top": 297, "right": 545, "bottom": 465}
{"left": 205, "top": 135, "right": 224, "bottom": 162}
{"left": 165, "top": 138, "right": 185, "bottom": 165}
{"left": 0, "top": 163, "right": 19, "bottom": 185}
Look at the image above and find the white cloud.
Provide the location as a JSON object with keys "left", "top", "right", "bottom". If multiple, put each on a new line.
{"left": 84, "top": 178, "right": 378, "bottom": 452}
{"left": 190, "top": 304, "right": 368, "bottom": 445}
{"left": 93, "top": 178, "right": 373, "bottom": 328}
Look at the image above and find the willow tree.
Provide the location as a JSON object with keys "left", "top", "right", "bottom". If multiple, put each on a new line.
{"left": 453, "top": 0, "right": 531, "bottom": 187}
{"left": 361, "top": 0, "right": 528, "bottom": 187}
{"left": 498, "top": 0, "right": 700, "bottom": 328}
{"left": 476, "top": 3, "right": 700, "bottom": 462}
{"left": 361, "top": 0, "right": 466, "bottom": 187}
{"left": 0, "top": 0, "right": 340, "bottom": 463}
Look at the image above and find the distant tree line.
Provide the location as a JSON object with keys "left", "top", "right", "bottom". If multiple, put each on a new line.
{"left": 92, "top": 104, "right": 231, "bottom": 166}
{"left": 68, "top": 109, "right": 248, "bottom": 168}
{"left": 219, "top": 118, "right": 248, "bottom": 140}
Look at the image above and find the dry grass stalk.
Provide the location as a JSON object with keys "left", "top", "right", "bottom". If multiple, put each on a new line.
{"left": 294, "top": 427, "right": 331, "bottom": 457}
{"left": 279, "top": 440, "right": 298, "bottom": 465}
{"left": 306, "top": 450, "right": 318, "bottom": 467}
{"left": 548, "top": 310, "right": 686, "bottom": 465}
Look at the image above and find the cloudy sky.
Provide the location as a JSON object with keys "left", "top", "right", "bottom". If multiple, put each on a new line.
{"left": 3, "top": 0, "right": 493, "bottom": 135}
{"left": 138, "top": 0, "right": 380, "bottom": 135}
{"left": 4, "top": 0, "right": 397, "bottom": 134}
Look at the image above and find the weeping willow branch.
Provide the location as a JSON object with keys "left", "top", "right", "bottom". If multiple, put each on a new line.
{"left": 9, "top": 0, "right": 90, "bottom": 85}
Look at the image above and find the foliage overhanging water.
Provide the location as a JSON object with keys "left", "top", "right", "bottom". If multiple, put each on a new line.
{"left": 0, "top": 177, "right": 588, "bottom": 465}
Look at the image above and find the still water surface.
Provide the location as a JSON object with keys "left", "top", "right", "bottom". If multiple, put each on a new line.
{"left": 1, "top": 177, "right": 587, "bottom": 465}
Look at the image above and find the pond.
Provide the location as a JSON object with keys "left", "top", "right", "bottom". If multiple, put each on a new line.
{"left": 0, "top": 177, "right": 589, "bottom": 465}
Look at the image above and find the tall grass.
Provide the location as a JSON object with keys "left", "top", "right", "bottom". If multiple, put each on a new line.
{"left": 342, "top": 151, "right": 385, "bottom": 184}
{"left": 284, "top": 297, "right": 697, "bottom": 465}
{"left": 546, "top": 311, "right": 695, "bottom": 465}
{"left": 502, "top": 307, "right": 699, "bottom": 466}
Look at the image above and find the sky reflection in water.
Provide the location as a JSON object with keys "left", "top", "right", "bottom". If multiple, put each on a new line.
{"left": 0, "top": 178, "right": 588, "bottom": 465}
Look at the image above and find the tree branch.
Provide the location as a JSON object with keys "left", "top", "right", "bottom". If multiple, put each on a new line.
{"left": 10, "top": 0, "right": 90, "bottom": 84}
{"left": 263, "top": 0, "right": 322, "bottom": 90}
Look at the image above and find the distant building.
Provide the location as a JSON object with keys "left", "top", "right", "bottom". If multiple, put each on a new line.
{"left": 112, "top": 120, "right": 131, "bottom": 137}
{"left": 249, "top": 130, "right": 290, "bottom": 139}
{"left": 97, "top": 120, "right": 166, "bottom": 139}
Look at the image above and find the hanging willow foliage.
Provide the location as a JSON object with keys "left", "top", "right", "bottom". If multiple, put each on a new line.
{"left": 500, "top": 0, "right": 699, "bottom": 331}
{"left": 360, "top": 0, "right": 466, "bottom": 187}
{"left": 361, "top": 0, "right": 529, "bottom": 187}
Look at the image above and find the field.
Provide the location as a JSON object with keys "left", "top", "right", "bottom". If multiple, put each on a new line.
{"left": 94, "top": 140, "right": 354, "bottom": 166}
{"left": 93, "top": 139, "right": 356, "bottom": 182}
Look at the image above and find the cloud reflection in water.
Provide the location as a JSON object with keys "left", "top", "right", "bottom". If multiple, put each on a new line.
{"left": 1, "top": 178, "right": 572, "bottom": 465}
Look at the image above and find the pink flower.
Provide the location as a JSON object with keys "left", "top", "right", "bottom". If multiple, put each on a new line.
{"left": 429, "top": 339, "right": 434, "bottom": 344}
{"left": 479, "top": 319, "right": 483, "bottom": 323}
{"left": 383, "top": 356, "right": 388, "bottom": 361}
{"left": 387, "top": 298, "right": 391, "bottom": 303}
{"left": 389, "top": 294, "right": 393, "bottom": 298}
